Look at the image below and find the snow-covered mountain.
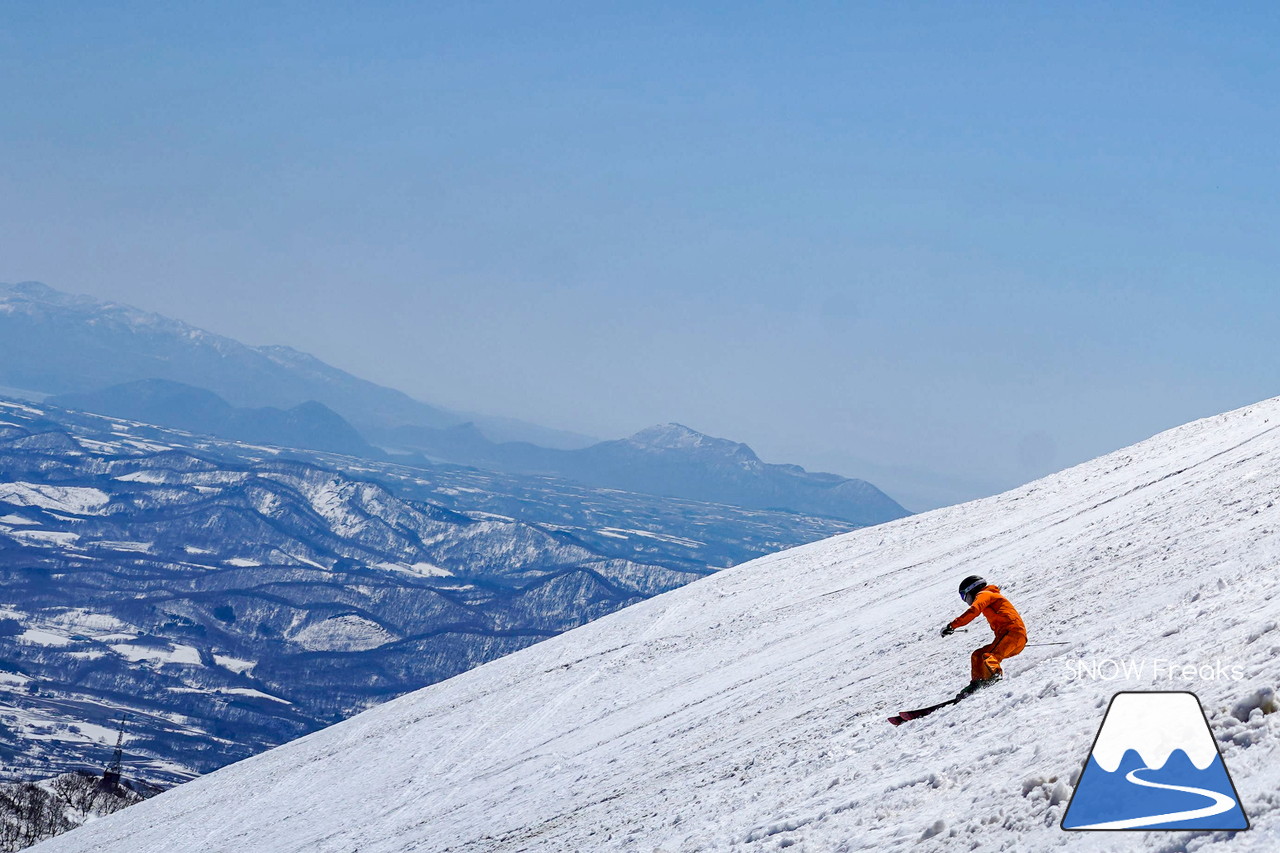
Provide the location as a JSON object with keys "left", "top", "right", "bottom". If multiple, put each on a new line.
{"left": 0, "top": 281, "right": 589, "bottom": 447}
{"left": 33, "top": 398, "right": 1280, "bottom": 851}
{"left": 0, "top": 397, "right": 855, "bottom": 787}
{"left": 0, "top": 281, "right": 454, "bottom": 430}
{"left": 1, "top": 282, "right": 908, "bottom": 521}
{"left": 383, "top": 421, "right": 911, "bottom": 524}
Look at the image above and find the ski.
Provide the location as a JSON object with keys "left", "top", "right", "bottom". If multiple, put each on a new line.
{"left": 887, "top": 697, "right": 960, "bottom": 726}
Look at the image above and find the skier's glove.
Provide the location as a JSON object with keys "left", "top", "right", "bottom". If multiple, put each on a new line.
{"left": 940, "top": 625, "right": 955, "bottom": 637}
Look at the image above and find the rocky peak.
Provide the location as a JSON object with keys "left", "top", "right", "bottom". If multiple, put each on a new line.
{"left": 627, "top": 424, "right": 761, "bottom": 464}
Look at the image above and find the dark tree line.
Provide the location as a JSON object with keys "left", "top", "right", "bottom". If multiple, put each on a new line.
{"left": 0, "top": 772, "right": 149, "bottom": 852}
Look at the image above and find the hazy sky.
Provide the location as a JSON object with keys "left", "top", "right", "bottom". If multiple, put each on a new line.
{"left": 3, "top": 2, "right": 1278, "bottom": 510}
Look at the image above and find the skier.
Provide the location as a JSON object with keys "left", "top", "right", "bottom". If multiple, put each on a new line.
{"left": 941, "top": 575, "right": 1026, "bottom": 699}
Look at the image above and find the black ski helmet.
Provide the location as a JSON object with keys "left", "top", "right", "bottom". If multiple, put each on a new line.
{"left": 959, "top": 575, "right": 987, "bottom": 603}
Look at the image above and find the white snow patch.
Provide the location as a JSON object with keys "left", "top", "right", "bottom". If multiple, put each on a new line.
{"left": 8, "top": 529, "right": 80, "bottom": 546}
{"left": 374, "top": 561, "right": 454, "bottom": 577}
{"left": 48, "top": 609, "right": 131, "bottom": 634}
{"left": 600, "top": 527, "right": 703, "bottom": 547}
{"left": 0, "top": 483, "right": 109, "bottom": 514}
{"left": 63, "top": 721, "right": 119, "bottom": 744}
{"left": 86, "top": 539, "right": 153, "bottom": 553}
{"left": 213, "top": 655, "right": 255, "bottom": 675}
{"left": 17, "top": 629, "right": 72, "bottom": 647}
{"left": 291, "top": 616, "right": 396, "bottom": 652}
{"left": 221, "top": 688, "right": 291, "bottom": 705}
{"left": 114, "top": 470, "right": 171, "bottom": 484}
{"left": 0, "top": 399, "right": 44, "bottom": 415}
{"left": 110, "top": 643, "right": 202, "bottom": 666}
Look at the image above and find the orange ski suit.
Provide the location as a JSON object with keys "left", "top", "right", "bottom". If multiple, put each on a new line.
{"left": 948, "top": 584, "right": 1027, "bottom": 680}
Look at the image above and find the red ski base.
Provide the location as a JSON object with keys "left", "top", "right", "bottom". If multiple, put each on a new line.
{"left": 887, "top": 697, "right": 960, "bottom": 726}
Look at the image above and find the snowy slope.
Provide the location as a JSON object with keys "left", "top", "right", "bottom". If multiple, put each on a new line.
{"left": 34, "top": 400, "right": 1280, "bottom": 852}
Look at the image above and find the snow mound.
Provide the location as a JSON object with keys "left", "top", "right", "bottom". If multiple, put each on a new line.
{"left": 34, "top": 399, "right": 1280, "bottom": 852}
{"left": 289, "top": 615, "right": 397, "bottom": 652}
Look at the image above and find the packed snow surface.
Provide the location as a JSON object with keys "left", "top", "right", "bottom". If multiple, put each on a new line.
{"left": 35, "top": 400, "right": 1280, "bottom": 852}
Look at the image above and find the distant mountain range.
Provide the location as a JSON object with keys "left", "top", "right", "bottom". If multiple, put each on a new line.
{"left": 0, "top": 281, "right": 591, "bottom": 449}
{"left": 0, "top": 282, "right": 450, "bottom": 429}
{"left": 381, "top": 422, "right": 909, "bottom": 525}
{"left": 49, "top": 380, "right": 378, "bottom": 459}
{"left": 0, "top": 397, "right": 858, "bottom": 784}
{"left": 0, "top": 281, "right": 908, "bottom": 525}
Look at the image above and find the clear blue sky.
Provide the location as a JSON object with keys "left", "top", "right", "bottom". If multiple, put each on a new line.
{"left": 2, "top": 2, "right": 1277, "bottom": 510}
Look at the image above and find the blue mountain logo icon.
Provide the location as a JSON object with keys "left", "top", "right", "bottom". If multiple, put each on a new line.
{"left": 1062, "top": 691, "right": 1249, "bottom": 831}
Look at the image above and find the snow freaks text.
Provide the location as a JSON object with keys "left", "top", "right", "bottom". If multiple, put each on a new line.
{"left": 1062, "top": 658, "right": 1245, "bottom": 682}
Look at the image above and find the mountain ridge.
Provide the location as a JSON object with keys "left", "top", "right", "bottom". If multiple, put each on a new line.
{"left": 1, "top": 281, "right": 482, "bottom": 435}
{"left": 381, "top": 420, "right": 910, "bottom": 524}
{"left": 48, "top": 379, "right": 378, "bottom": 458}
{"left": 1, "top": 282, "right": 907, "bottom": 522}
